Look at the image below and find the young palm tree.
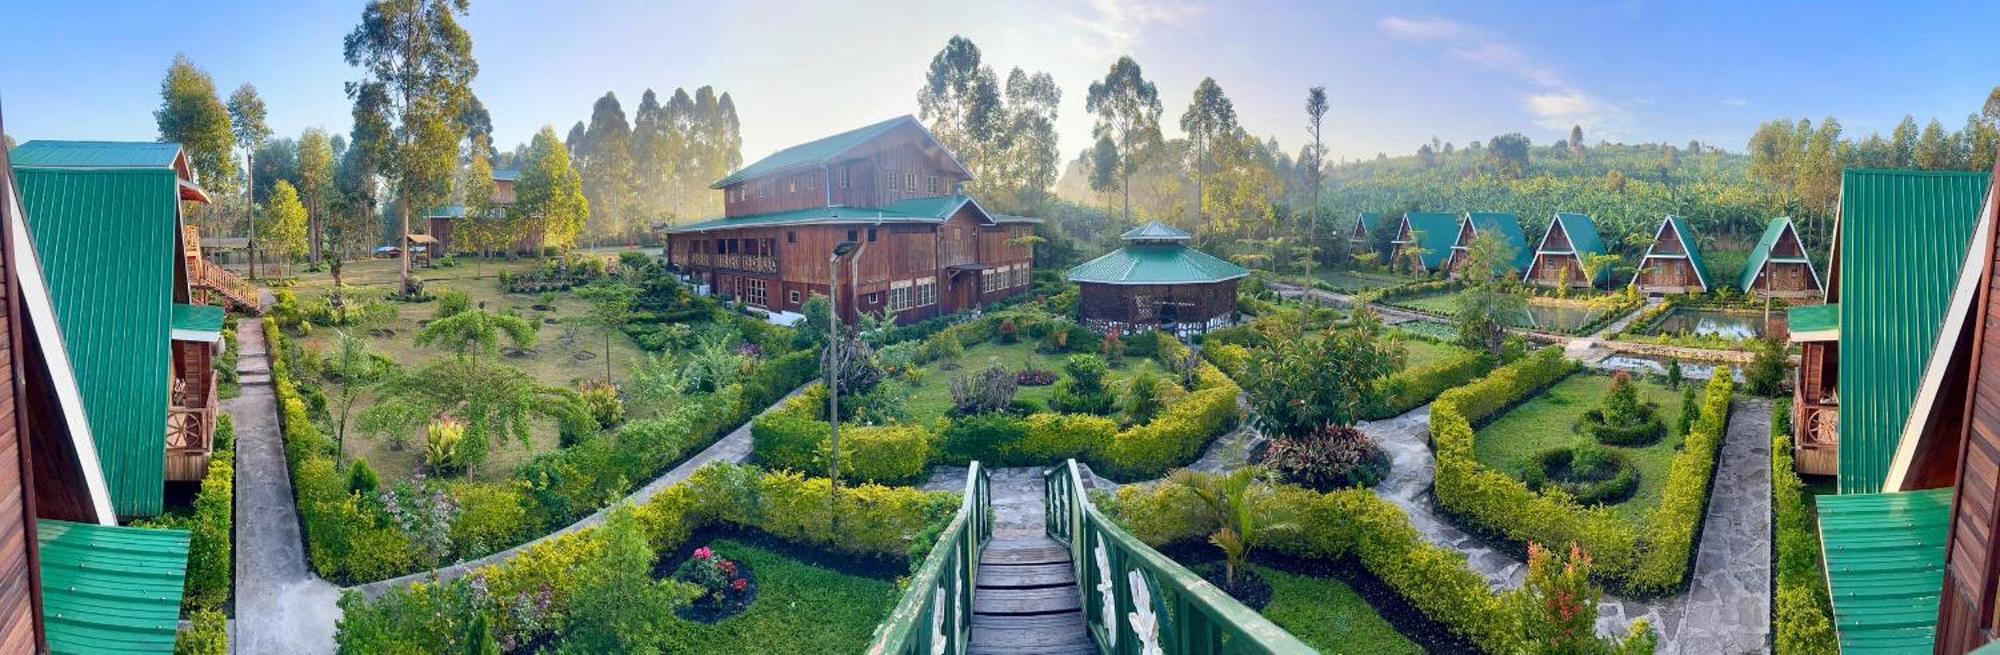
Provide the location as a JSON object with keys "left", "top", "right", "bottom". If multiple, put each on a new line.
{"left": 1164, "top": 468, "right": 1298, "bottom": 589}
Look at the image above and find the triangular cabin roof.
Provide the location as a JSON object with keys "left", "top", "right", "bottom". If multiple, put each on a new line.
{"left": 10, "top": 140, "right": 209, "bottom": 203}
{"left": 1395, "top": 212, "right": 1459, "bottom": 272}
{"left": 710, "top": 115, "right": 969, "bottom": 189}
{"left": 1829, "top": 169, "right": 1992, "bottom": 494}
{"left": 1454, "top": 211, "right": 1533, "bottom": 273}
{"left": 1069, "top": 223, "right": 1246, "bottom": 285}
{"left": 1739, "top": 217, "right": 1822, "bottom": 292}
{"left": 1634, "top": 215, "right": 1712, "bottom": 292}
{"left": 1526, "top": 212, "right": 1610, "bottom": 284}
{"left": 11, "top": 144, "right": 195, "bottom": 517}
{"left": 667, "top": 193, "right": 994, "bottom": 234}
{"left": 1350, "top": 212, "right": 1387, "bottom": 239}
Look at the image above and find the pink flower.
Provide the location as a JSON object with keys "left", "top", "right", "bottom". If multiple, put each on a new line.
{"left": 693, "top": 547, "right": 712, "bottom": 561}
{"left": 732, "top": 578, "right": 748, "bottom": 592}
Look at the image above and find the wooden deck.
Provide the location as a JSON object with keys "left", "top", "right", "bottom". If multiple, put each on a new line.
{"left": 969, "top": 531, "right": 1094, "bottom": 655}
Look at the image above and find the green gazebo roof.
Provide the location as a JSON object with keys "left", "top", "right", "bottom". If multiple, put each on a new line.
{"left": 1120, "top": 221, "right": 1192, "bottom": 241}
{"left": 1068, "top": 239, "right": 1247, "bottom": 286}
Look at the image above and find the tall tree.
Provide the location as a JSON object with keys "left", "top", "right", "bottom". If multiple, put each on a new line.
{"left": 1890, "top": 115, "right": 1920, "bottom": 168}
{"left": 1916, "top": 118, "right": 1953, "bottom": 170}
{"left": 343, "top": 0, "right": 479, "bottom": 294}
{"left": 228, "top": 83, "right": 271, "bottom": 276}
{"left": 917, "top": 36, "right": 1003, "bottom": 183}
{"left": 578, "top": 92, "right": 637, "bottom": 243}
{"left": 997, "top": 67, "right": 1062, "bottom": 212}
{"left": 631, "top": 89, "right": 670, "bottom": 222}
{"left": 154, "top": 55, "right": 237, "bottom": 205}
{"left": 515, "top": 125, "right": 589, "bottom": 251}
{"left": 1302, "top": 86, "right": 1329, "bottom": 289}
{"left": 297, "top": 128, "right": 337, "bottom": 264}
{"left": 1568, "top": 124, "right": 1585, "bottom": 155}
{"left": 1089, "top": 135, "right": 1120, "bottom": 213}
{"left": 1487, "top": 133, "right": 1532, "bottom": 178}
{"left": 1085, "top": 56, "right": 1162, "bottom": 224}
{"left": 261, "top": 180, "right": 310, "bottom": 276}
{"left": 663, "top": 88, "right": 698, "bottom": 218}
{"left": 1180, "top": 77, "right": 1237, "bottom": 229}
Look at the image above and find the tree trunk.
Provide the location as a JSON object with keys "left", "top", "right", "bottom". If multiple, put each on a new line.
{"left": 246, "top": 151, "right": 258, "bottom": 280}
{"left": 399, "top": 201, "right": 412, "bottom": 295}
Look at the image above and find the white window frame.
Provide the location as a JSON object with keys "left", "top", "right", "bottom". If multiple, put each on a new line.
{"left": 885, "top": 169, "right": 899, "bottom": 192}
{"left": 888, "top": 280, "right": 913, "bottom": 312}
{"left": 927, "top": 176, "right": 939, "bottom": 194}
{"left": 915, "top": 277, "right": 937, "bottom": 307}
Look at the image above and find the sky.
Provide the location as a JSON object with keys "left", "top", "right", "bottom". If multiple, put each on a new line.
{"left": 3, "top": 0, "right": 1997, "bottom": 169}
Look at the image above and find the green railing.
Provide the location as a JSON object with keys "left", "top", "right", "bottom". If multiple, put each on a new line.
{"left": 1045, "top": 460, "right": 1316, "bottom": 654}
{"left": 866, "top": 462, "right": 992, "bottom": 654}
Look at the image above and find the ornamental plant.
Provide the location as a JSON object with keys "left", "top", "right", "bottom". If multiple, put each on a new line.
{"left": 1050, "top": 354, "right": 1115, "bottom": 415}
{"left": 950, "top": 366, "right": 1019, "bottom": 415}
{"left": 1240, "top": 315, "right": 1398, "bottom": 436}
{"left": 671, "top": 545, "right": 752, "bottom": 609}
{"left": 1262, "top": 424, "right": 1390, "bottom": 491}
{"left": 1161, "top": 468, "right": 1297, "bottom": 592}
{"left": 425, "top": 418, "right": 467, "bottom": 475}
{"left": 1578, "top": 372, "right": 1666, "bottom": 446}
{"left": 379, "top": 476, "right": 460, "bottom": 570}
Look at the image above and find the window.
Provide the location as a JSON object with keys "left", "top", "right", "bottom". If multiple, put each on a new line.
{"left": 725, "top": 239, "right": 739, "bottom": 254}
{"left": 884, "top": 170, "right": 899, "bottom": 192}
{"left": 865, "top": 292, "right": 882, "bottom": 305}
{"left": 888, "top": 284, "right": 912, "bottom": 312}
{"left": 744, "top": 278, "right": 768, "bottom": 308}
{"left": 789, "top": 290, "right": 801, "bottom": 305}
{"left": 982, "top": 269, "right": 1000, "bottom": 294}
{"left": 906, "top": 172, "right": 917, "bottom": 191}
{"left": 867, "top": 228, "right": 878, "bottom": 242}
{"left": 838, "top": 168, "right": 850, "bottom": 189}
{"left": 1016, "top": 267, "right": 1031, "bottom": 287}
{"left": 808, "top": 174, "right": 819, "bottom": 191}
{"left": 847, "top": 229, "right": 859, "bottom": 243}
{"left": 786, "top": 178, "right": 797, "bottom": 193}
{"left": 927, "top": 176, "right": 939, "bottom": 194}
{"left": 915, "top": 278, "right": 937, "bottom": 307}
{"left": 715, "top": 240, "right": 726, "bottom": 254}
{"left": 787, "top": 231, "right": 796, "bottom": 244}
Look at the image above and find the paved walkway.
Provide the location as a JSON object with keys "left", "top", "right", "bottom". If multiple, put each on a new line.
{"left": 232, "top": 318, "right": 341, "bottom": 654}
{"left": 1359, "top": 398, "right": 1773, "bottom": 653}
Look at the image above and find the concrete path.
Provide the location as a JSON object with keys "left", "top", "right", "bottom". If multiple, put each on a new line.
{"left": 231, "top": 318, "right": 341, "bottom": 654}
{"left": 1359, "top": 398, "right": 1773, "bottom": 653}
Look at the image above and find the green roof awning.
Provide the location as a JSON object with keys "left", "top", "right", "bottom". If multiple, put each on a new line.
{"left": 37, "top": 520, "right": 190, "bottom": 654}
{"left": 1067, "top": 243, "right": 1247, "bottom": 285}
{"left": 1817, "top": 488, "right": 1951, "bottom": 654}
{"left": 11, "top": 141, "right": 184, "bottom": 170}
{"left": 667, "top": 194, "right": 988, "bottom": 234}
{"left": 1789, "top": 303, "right": 1839, "bottom": 342}
{"left": 171, "top": 303, "right": 224, "bottom": 343}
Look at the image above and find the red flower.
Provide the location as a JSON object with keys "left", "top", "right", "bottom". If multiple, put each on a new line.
{"left": 719, "top": 560, "right": 737, "bottom": 575}
{"left": 693, "top": 546, "right": 712, "bottom": 561}
{"left": 731, "top": 578, "right": 748, "bottom": 592}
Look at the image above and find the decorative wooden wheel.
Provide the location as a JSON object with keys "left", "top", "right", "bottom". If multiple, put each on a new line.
{"left": 1805, "top": 408, "right": 1839, "bottom": 447}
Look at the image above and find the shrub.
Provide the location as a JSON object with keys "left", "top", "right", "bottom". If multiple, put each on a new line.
{"left": 938, "top": 413, "right": 1031, "bottom": 465}
{"left": 183, "top": 433, "right": 235, "bottom": 609}
{"left": 435, "top": 289, "right": 471, "bottom": 320}
{"left": 673, "top": 545, "right": 751, "bottom": 610}
{"left": 448, "top": 482, "right": 534, "bottom": 560}
{"left": 1096, "top": 365, "right": 1241, "bottom": 480}
{"left": 1628, "top": 370, "right": 1734, "bottom": 594}
{"left": 1367, "top": 349, "right": 1493, "bottom": 420}
{"left": 1262, "top": 425, "right": 1390, "bottom": 491}
{"left": 748, "top": 395, "right": 931, "bottom": 485}
{"left": 347, "top": 458, "right": 381, "bottom": 495}
{"left": 1522, "top": 444, "right": 1639, "bottom": 506}
{"left": 998, "top": 318, "right": 1018, "bottom": 343}
{"left": 1049, "top": 354, "right": 1115, "bottom": 415}
{"left": 950, "top": 366, "right": 1018, "bottom": 415}
{"left": 578, "top": 381, "right": 624, "bottom": 429}
{"left": 1578, "top": 372, "right": 1668, "bottom": 446}
{"left": 1676, "top": 384, "right": 1701, "bottom": 437}
{"left": 425, "top": 418, "right": 468, "bottom": 475}
{"left": 1014, "top": 367, "right": 1056, "bottom": 386}
{"left": 1747, "top": 336, "right": 1787, "bottom": 396}
{"left": 174, "top": 609, "right": 230, "bottom": 655}
{"left": 916, "top": 330, "right": 964, "bottom": 363}
{"left": 1773, "top": 398, "right": 1839, "bottom": 655}
{"left": 1202, "top": 342, "right": 1251, "bottom": 379}
{"left": 1120, "top": 372, "right": 1166, "bottom": 425}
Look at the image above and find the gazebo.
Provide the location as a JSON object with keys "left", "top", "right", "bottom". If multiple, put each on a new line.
{"left": 1069, "top": 222, "right": 1247, "bottom": 335}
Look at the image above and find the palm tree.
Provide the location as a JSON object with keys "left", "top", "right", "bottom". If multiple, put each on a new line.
{"left": 1164, "top": 468, "right": 1297, "bottom": 589}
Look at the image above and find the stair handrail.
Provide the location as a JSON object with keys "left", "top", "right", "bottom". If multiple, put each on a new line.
{"left": 1044, "top": 460, "right": 1316, "bottom": 654}
{"left": 865, "top": 461, "right": 991, "bottom": 654}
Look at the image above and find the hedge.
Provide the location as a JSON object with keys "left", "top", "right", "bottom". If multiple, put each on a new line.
{"left": 1366, "top": 348, "right": 1493, "bottom": 420}
{"left": 174, "top": 609, "right": 230, "bottom": 655}
{"left": 1772, "top": 399, "right": 1839, "bottom": 655}
{"left": 184, "top": 414, "right": 235, "bottom": 609}
{"left": 748, "top": 392, "right": 934, "bottom": 485}
{"left": 1431, "top": 347, "right": 1737, "bottom": 594}
{"left": 338, "top": 463, "right": 956, "bottom": 650}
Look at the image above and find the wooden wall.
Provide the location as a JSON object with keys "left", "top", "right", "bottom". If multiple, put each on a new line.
{"left": 1748, "top": 261, "right": 1821, "bottom": 297}
{"left": 1527, "top": 253, "right": 1588, "bottom": 287}
{"left": 0, "top": 159, "right": 45, "bottom": 652}
{"left": 1938, "top": 179, "right": 2000, "bottom": 653}
{"left": 1635, "top": 258, "right": 1701, "bottom": 292}
{"left": 1077, "top": 280, "right": 1238, "bottom": 328}
{"left": 720, "top": 125, "right": 971, "bottom": 218}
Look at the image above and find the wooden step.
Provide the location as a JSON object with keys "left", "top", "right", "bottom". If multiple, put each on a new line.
{"left": 980, "top": 544, "right": 1069, "bottom": 566}
{"left": 968, "top": 612, "right": 1095, "bottom": 654}
{"left": 973, "top": 587, "right": 1080, "bottom": 615}
{"left": 978, "top": 562, "right": 1074, "bottom": 588}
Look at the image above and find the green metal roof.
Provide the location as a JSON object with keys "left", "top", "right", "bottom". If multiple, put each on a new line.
{"left": 668, "top": 194, "right": 987, "bottom": 234}
{"left": 1458, "top": 211, "right": 1534, "bottom": 273}
{"left": 10, "top": 141, "right": 183, "bottom": 170}
{"left": 711, "top": 115, "right": 963, "bottom": 188}
{"left": 879, "top": 194, "right": 986, "bottom": 221}
{"left": 1816, "top": 488, "right": 1951, "bottom": 654}
{"left": 1788, "top": 303, "right": 1839, "bottom": 341}
{"left": 1636, "top": 215, "right": 1713, "bottom": 292}
{"left": 13, "top": 167, "right": 181, "bottom": 517}
{"left": 1533, "top": 212, "right": 1610, "bottom": 283}
{"left": 1356, "top": 212, "right": 1389, "bottom": 236}
{"left": 1741, "top": 217, "right": 1819, "bottom": 291}
{"left": 37, "top": 520, "right": 190, "bottom": 654}
{"left": 1067, "top": 243, "right": 1248, "bottom": 285}
{"left": 1837, "top": 169, "right": 1992, "bottom": 493}
{"left": 170, "top": 303, "right": 225, "bottom": 343}
{"left": 1120, "top": 221, "right": 1192, "bottom": 241}
{"left": 1398, "top": 212, "right": 1460, "bottom": 272}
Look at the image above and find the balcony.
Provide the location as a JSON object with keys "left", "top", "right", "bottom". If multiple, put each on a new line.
{"left": 1793, "top": 398, "right": 1838, "bottom": 476}
{"left": 165, "top": 345, "right": 219, "bottom": 482}
{"left": 686, "top": 252, "right": 779, "bottom": 275}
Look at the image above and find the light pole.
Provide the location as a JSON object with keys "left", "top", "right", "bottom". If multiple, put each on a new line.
{"left": 826, "top": 240, "right": 862, "bottom": 523}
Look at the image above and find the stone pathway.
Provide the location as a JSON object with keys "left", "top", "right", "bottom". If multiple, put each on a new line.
{"left": 232, "top": 318, "right": 341, "bottom": 655}
{"left": 1358, "top": 398, "right": 1773, "bottom": 653}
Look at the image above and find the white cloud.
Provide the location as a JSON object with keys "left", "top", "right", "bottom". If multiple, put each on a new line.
{"left": 1381, "top": 13, "right": 1629, "bottom": 138}
{"left": 1448, "top": 43, "right": 1563, "bottom": 88}
{"left": 1065, "top": 0, "right": 1206, "bottom": 61}
{"left": 1721, "top": 98, "right": 1749, "bottom": 107}
{"left": 1376, "top": 16, "right": 1465, "bottom": 41}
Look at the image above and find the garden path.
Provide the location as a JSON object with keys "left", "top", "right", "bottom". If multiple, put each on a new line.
{"left": 232, "top": 317, "right": 342, "bottom": 655}
{"left": 1359, "top": 398, "right": 1773, "bottom": 653}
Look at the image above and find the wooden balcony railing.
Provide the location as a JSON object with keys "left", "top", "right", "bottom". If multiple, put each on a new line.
{"left": 1794, "top": 401, "right": 1838, "bottom": 476}
{"left": 866, "top": 462, "right": 990, "bottom": 654}
{"left": 191, "top": 259, "right": 262, "bottom": 313}
{"left": 166, "top": 371, "right": 218, "bottom": 481}
{"left": 685, "top": 252, "right": 779, "bottom": 274}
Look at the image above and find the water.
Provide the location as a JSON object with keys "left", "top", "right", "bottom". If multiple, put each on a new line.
{"left": 1510, "top": 303, "right": 1599, "bottom": 332}
{"left": 1647, "top": 308, "right": 1786, "bottom": 341}
{"left": 1598, "top": 356, "right": 1745, "bottom": 383}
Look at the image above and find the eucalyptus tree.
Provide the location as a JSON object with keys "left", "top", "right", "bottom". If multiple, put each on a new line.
{"left": 297, "top": 128, "right": 336, "bottom": 264}
{"left": 229, "top": 84, "right": 271, "bottom": 276}
{"left": 579, "top": 92, "right": 637, "bottom": 243}
{"left": 1180, "top": 77, "right": 1237, "bottom": 229}
{"left": 515, "top": 126, "right": 590, "bottom": 251}
{"left": 154, "top": 55, "right": 237, "bottom": 207}
{"left": 1085, "top": 56, "right": 1162, "bottom": 224}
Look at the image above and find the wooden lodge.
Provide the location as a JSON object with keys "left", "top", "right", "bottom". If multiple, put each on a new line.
{"left": 665, "top": 116, "right": 1035, "bottom": 324}
{"left": 1793, "top": 164, "right": 1999, "bottom": 652}
{"left": 1740, "top": 217, "right": 1823, "bottom": 299}
{"left": 10, "top": 140, "right": 230, "bottom": 508}
{"left": 1445, "top": 212, "right": 1532, "bottom": 279}
{"left": 1068, "top": 222, "right": 1247, "bottom": 335}
{"left": 425, "top": 164, "right": 547, "bottom": 257}
{"left": 3, "top": 126, "right": 194, "bottom": 652}
{"left": 1524, "top": 212, "right": 1610, "bottom": 288}
{"left": 1631, "top": 215, "right": 1711, "bottom": 295}
{"left": 1391, "top": 211, "right": 1458, "bottom": 275}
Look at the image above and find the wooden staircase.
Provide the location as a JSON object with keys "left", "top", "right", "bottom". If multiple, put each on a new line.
{"left": 191, "top": 261, "right": 261, "bottom": 313}
{"left": 969, "top": 530, "right": 1093, "bottom": 654}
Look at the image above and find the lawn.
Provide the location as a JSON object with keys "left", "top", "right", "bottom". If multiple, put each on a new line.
{"left": 1254, "top": 564, "right": 1420, "bottom": 655}
{"left": 657, "top": 538, "right": 900, "bottom": 654}
{"left": 287, "top": 255, "right": 653, "bottom": 483}
{"left": 1391, "top": 289, "right": 1466, "bottom": 316}
{"left": 1395, "top": 337, "right": 1468, "bottom": 370}
{"left": 894, "top": 339, "right": 1168, "bottom": 424}
{"left": 1470, "top": 373, "right": 1689, "bottom": 525}
{"left": 1300, "top": 269, "right": 1413, "bottom": 294}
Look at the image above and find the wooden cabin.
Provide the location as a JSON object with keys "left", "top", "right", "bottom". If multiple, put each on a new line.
{"left": 1788, "top": 303, "right": 1839, "bottom": 475}
{"left": 2, "top": 125, "right": 194, "bottom": 653}
{"left": 1631, "top": 215, "right": 1711, "bottom": 295}
{"left": 665, "top": 116, "right": 1035, "bottom": 324}
{"left": 1445, "top": 212, "right": 1533, "bottom": 279}
{"left": 10, "top": 140, "right": 228, "bottom": 512}
{"left": 1740, "top": 217, "right": 1823, "bottom": 299}
{"left": 1069, "top": 222, "right": 1247, "bottom": 335}
{"left": 1524, "top": 212, "right": 1610, "bottom": 288}
{"left": 426, "top": 165, "right": 544, "bottom": 256}
{"left": 1391, "top": 212, "right": 1459, "bottom": 275}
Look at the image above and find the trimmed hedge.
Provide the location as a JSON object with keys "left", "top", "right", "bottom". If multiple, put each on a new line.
{"left": 1431, "top": 347, "right": 1736, "bottom": 594}
{"left": 1772, "top": 399, "right": 1839, "bottom": 655}
{"left": 174, "top": 609, "right": 230, "bottom": 654}
{"left": 184, "top": 414, "right": 235, "bottom": 609}
{"left": 749, "top": 390, "right": 934, "bottom": 485}
{"left": 1366, "top": 348, "right": 1493, "bottom": 420}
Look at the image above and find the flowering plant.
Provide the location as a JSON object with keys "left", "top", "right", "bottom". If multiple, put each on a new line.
{"left": 672, "top": 546, "right": 750, "bottom": 606}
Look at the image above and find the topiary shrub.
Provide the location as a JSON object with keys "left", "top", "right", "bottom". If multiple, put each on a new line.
{"left": 938, "top": 413, "right": 1032, "bottom": 465}
{"left": 1049, "top": 354, "right": 1115, "bottom": 415}
{"left": 346, "top": 458, "right": 381, "bottom": 496}
{"left": 1577, "top": 372, "right": 1667, "bottom": 446}
{"left": 1261, "top": 425, "right": 1390, "bottom": 491}
{"left": 1521, "top": 444, "right": 1639, "bottom": 506}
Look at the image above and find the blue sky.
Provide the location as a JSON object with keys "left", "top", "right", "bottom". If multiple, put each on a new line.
{"left": 3, "top": 0, "right": 1995, "bottom": 166}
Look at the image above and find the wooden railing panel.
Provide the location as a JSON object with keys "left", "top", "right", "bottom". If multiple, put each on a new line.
{"left": 866, "top": 462, "right": 991, "bottom": 655}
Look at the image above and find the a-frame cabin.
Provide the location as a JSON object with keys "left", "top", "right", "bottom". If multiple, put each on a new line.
{"left": 1390, "top": 212, "right": 1458, "bottom": 275}
{"left": 1632, "top": 215, "right": 1711, "bottom": 294}
{"left": 1740, "top": 217, "right": 1823, "bottom": 299}
{"left": 1524, "top": 212, "right": 1610, "bottom": 288}
{"left": 1349, "top": 212, "right": 1385, "bottom": 244}
{"left": 1445, "top": 212, "right": 1532, "bottom": 279}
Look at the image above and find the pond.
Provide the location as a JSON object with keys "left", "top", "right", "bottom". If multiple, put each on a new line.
{"left": 1508, "top": 303, "right": 1599, "bottom": 333}
{"left": 1646, "top": 308, "right": 1787, "bottom": 341}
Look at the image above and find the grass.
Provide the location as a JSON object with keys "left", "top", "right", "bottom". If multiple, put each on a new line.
{"left": 1298, "top": 268, "right": 1413, "bottom": 294}
{"left": 1392, "top": 290, "right": 1466, "bottom": 316}
{"left": 1394, "top": 337, "right": 1469, "bottom": 370}
{"left": 894, "top": 339, "right": 1167, "bottom": 424}
{"left": 658, "top": 538, "right": 899, "bottom": 654}
{"left": 1253, "top": 564, "right": 1420, "bottom": 655}
{"left": 1470, "top": 372, "right": 1688, "bottom": 526}
{"left": 287, "top": 255, "right": 653, "bottom": 483}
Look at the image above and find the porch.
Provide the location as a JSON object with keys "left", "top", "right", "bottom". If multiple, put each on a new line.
{"left": 167, "top": 304, "right": 224, "bottom": 482}
{"left": 1791, "top": 304, "right": 1839, "bottom": 476}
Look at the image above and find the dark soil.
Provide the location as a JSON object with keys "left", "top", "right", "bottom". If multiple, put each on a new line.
{"left": 503, "top": 347, "right": 537, "bottom": 359}
{"left": 572, "top": 350, "right": 597, "bottom": 362}
{"left": 669, "top": 556, "right": 759, "bottom": 624}
{"left": 1188, "top": 560, "right": 1273, "bottom": 610}
{"left": 1155, "top": 542, "right": 1480, "bottom": 654}
{"left": 368, "top": 328, "right": 396, "bottom": 338}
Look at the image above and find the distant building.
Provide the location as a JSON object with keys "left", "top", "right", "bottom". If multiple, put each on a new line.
{"left": 1739, "top": 217, "right": 1822, "bottom": 299}
{"left": 1069, "top": 222, "right": 1246, "bottom": 335}
{"left": 665, "top": 116, "right": 1035, "bottom": 323}
{"left": 1631, "top": 215, "right": 1711, "bottom": 295}
{"left": 1524, "top": 212, "right": 1610, "bottom": 288}
{"left": 1391, "top": 211, "right": 1458, "bottom": 275}
{"left": 1445, "top": 211, "right": 1532, "bottom": 279}
{"left": 425, "top": 164, "right": 542, "bottom": 256}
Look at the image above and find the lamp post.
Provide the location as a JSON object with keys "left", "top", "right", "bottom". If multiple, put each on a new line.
{"left": 826, "top": 240, "right": 863, "bottom": 522}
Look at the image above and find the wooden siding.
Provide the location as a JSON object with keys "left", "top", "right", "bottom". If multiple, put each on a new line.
{"left": 1527, "top": 253, "right": 1588, "bottom": 287}
{"left": 1635, "top": 258, "right": 1701, "bottom": 293}
{"left": 1077, "top": 280, "right": 1238, "bottom": 333}
{"left": 1938, "top": 172, "right": 2000, "bottom": 653}
{"left": 722, "top": 132, "right": 969, "bottom": 218}
{"left": 0, "top": 148, "right": 46, "bottom": 651}
{"left": 1747, "top": 261, "right": 1822, "bottom": 298}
